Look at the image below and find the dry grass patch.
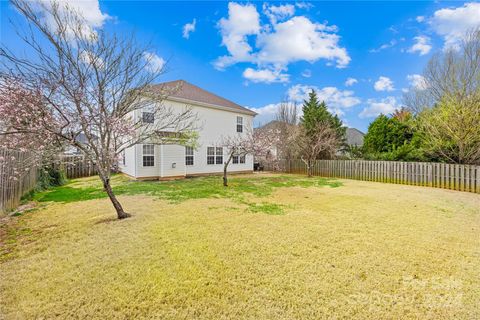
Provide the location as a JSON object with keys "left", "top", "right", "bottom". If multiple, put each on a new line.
{"left": 1, "top": 174, "right": 479, "bottom": 319}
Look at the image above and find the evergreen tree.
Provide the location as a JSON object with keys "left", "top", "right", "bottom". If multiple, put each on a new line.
{"left": 300, "top": 90, "right": 346, "bottom": 144}
{"left": 362, "top": 114, "right": 426, "bottom": 161}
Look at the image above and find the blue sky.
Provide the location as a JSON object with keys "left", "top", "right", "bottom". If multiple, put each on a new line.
{"left": 1, "top": 1, "right": 480, "bottom": 131}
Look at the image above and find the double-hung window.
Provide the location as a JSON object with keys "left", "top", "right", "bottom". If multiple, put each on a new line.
{"left": 142, "top": 144, "right": 154, "bottom": 167}
{"left": 232, "top": 150, "right": 246, "bottom": 164}
{"left": 216, "top": 147, "right": 223, "bottom": 164}
{"left": 122, "top": 150, "right": 126, "bottom": 165}
{"left": 185, "top": 146, "right": 194, "bottom": 166}
{"left": 236, "top": 116, "right": 243, "bottom": 133}
{"left": 207, "top": 147, "right": 215, "bottom": 165}
{"left": 207, "top": 147, "right": 223, "bottom": 165}
{"left": 142, "top": 111, "right": 154, "bottom": 124}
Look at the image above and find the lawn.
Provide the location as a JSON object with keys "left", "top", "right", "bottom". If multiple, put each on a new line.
{"left": 1, "top": 173, "right": 479, "bottom": 319}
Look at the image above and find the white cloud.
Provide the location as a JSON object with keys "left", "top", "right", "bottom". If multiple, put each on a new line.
{"left": 430, "top": 2, "right": 480, "bottom": 49}
{"left": 287, "top": 84, "right": 361, "bottom": 116}
{"left": 374, "top": 76, "right": 395, "bottom": 92}
{"left": 295, "top": 2, "right": 314, "bottom": 10}
{"left": 359, "top": 97, "right": 399, "bottom": 118}
{"left": 215, "top": 2, "right": 350, "bottom": 78}
{"left": 33, "top": 0, "right": 110, "bottom": 39}
{"left": 263, "top": 3, "right": 295, "bottom": 24}
{"left": 407, "top": 36, "right": 432, "bottom": 56}
{"left": 301, "top": 69, "right": 312, "bottom": 78}
{"left": 251, "top": 102, "right": 281, "bottom": 116}
{"left": 243, "top": 67, "right": 289, "bottom": 83}
{"left": 407, "top": 74, "right": 428, "bottom": 90}
{"left": 256, "top": 16, "right": 350, "bottom": 68}
{"left": 182, "top": 18, "right": 196, "bottom": 39}
{"left": 79, "top": 50, "right": 104, "bottom": 68}
{"left": 143, "top": 52, "right": 165, "bottom": 73}
{"left": 369, "top": 39, "right": 397, "bottom": 53}
{"left": 215, "top": 2, "right": 261, "bottom": 69}
{"left": 252, "top": 82, "right": 359, "bottom": 125}
{"left": 345, "top": 77, "right": 358, "bottom": 87}
{"left": 416, "top": 16, "right": 425, "bottom": 23}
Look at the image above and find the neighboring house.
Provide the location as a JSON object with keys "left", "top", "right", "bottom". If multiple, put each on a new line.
{"left": 119, "top": 80, "right": 256, "bottom": 180}
{"left": 254, "top": 120, "right": 283, "bottom": 161}
{"left": 346, "top": 128, "right": 365, "bottom": 147}
{"left": 63, "top": 133, "right": 94, "bottom": 155}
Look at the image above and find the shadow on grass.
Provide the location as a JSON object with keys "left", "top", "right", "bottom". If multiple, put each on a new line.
{"left": 34, "top": 175, "right": 342, "bottom": 214}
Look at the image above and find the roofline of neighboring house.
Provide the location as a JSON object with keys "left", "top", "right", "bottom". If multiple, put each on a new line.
{"left": 347, "top": 127, "right": 365, "bottom": 135}
{"left": 165, "top": 95, "right": 257, "bottom": 116}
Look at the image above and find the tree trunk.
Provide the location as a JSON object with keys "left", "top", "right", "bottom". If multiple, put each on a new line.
{"left": 307, "top": 164, "right": 313, "bottom": 177}
{"left": 223, "top": 153, "right": 233, "bottom": 187}
{"left": 103, "top": 178, "right": 130, "bottom": 219}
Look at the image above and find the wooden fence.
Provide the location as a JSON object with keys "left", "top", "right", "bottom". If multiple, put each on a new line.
{"left": 0, "top": 150, "right": 98, "bottom": 214}
{"left": 264, "top": 159, "right": 480, "bottom": 194}
{"left": 0, "top": 149, "right": 38, "bottom": 214}
{"left": 59, "top": 155, "right": 98, "bottom": 179}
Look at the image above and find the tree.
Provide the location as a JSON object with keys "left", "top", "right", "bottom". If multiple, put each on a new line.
{"left": 292, "top": 122, "right": 341, "bottom": 177}
{"left": 220, "top": 127, "right": 274, "bottom": 186}
{"left": 273, "top": 101, "right": 298, "bottom": 162}
{"left": 404, "top": 28, "right": 480, "bottom": 164}
{"left": 0, "top": 0, "right": 197, "bottom": 219}
{"left": 362, "top": 113, "right": 425, "bottom": 161}
{"left": 0, "top": 79, "right": 64, "bottom": 184}
{"left": 300, "top": 90, "right": 346, "bottom": 153}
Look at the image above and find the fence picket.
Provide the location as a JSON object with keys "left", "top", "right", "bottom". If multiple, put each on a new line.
{"left": 1, "top": 151, "right": 99, "bottom": 214}
{"left": 264, "top": 159, "right": 480, "bottom": 195}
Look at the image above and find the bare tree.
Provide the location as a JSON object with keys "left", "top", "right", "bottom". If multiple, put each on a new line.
{"left": 274, "top": 101, "right": 298, "bottom": 163}
{"left": 220, "top": 126, "right": 275, "bottom": 186}
{"left": 404, "top": 28, "right": 480, "bottom": 164}
{"left": 0, "top": 0, "right": 197, "bottom": 219}
{"left": 292, "top": 122, "right": 341, "bottom": 177}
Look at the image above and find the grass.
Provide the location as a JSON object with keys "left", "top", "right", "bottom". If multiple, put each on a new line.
{"left": 1, "top": 173, "right": 479, "bottom": 319}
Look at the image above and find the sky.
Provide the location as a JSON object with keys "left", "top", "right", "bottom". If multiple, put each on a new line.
{"left": 1, "top": 1, "right": 480, "bottom": 132}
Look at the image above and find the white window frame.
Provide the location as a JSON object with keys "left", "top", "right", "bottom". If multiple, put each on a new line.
{"left": 236, "top": 116, "right": 243, "bottom": 133}
{"left": 142, "top": 144, "right": 155, "bottom": 167}
{"left": 215, "top": 147, "right": 223, "bottom": 164}
{"left": 207, "top": 147, "right": 215, "bottom": 165}
{"left": 207, "top": 146, "right": 223, "bottom": 165}
{"left": 185, "top": 146, "right": 194, "bottom": 166}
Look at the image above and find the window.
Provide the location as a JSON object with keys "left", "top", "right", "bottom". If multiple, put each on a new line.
{"left": 232, "top": 153, "right": 245, "bottom": 164}
{"left": 207, "top": 147, "right": 215, "bottom": 165}
{"left": 122, "top": 151, "right": 126, "bottom": 166}
{"left": 236, "top": 116, "right": 243, "bottom": 133}
{"left": 216, "top": 147, "right": 223, "bottom": 164}
{"left": 142, "top": 144, "right": 154, "bottom": 167}
{"left": 185, "top": 146, "right": 194, "bottom": 166}
{"left": 142, "top": 112, "right": 154, "bottom": 124}
{"left": 207, "top": 146, "right": 223, "bottom": 165}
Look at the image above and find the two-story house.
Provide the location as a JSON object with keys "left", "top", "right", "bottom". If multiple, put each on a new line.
{"left": 119, "top": 80, "right": 257, "bottom": 180}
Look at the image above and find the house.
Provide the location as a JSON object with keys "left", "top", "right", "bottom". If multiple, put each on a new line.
{"left": 119, "top": 80, "right": 257, "bottom": 180}
{"left": 345, "top": 128, "right": 365, "bottom": 147}
{"left": 63, "top": 133, "right": 95, "bottom": 155}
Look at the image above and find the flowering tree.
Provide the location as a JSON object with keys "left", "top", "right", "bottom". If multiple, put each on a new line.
{"left": 292, "top": 122, "right": 341, "bottom": 177}
{"left": 0, "top": 0, "right": 197, "bottom": 219}
{"left": 0, "top": 79, "right": 62, "bottom": 182}
{"left": 220, "top": 126, "right": 276, "bottom": 186}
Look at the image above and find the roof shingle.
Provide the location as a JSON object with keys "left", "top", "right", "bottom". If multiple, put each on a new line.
{"left": 150, "top": 80, "right": 256, "bottom": 116}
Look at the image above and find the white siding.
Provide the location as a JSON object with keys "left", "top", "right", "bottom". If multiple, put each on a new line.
{"left": 135, "top": 144, "right": 160, "bottom": 178}
{"left": 118, "top": 145, "right": 136, "bottom": 177}
{"left": 120, "top": 98, "right": 255, "bottom": 178}
{"left": 160, "top": 145, "right": 186, "bottom": 177}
